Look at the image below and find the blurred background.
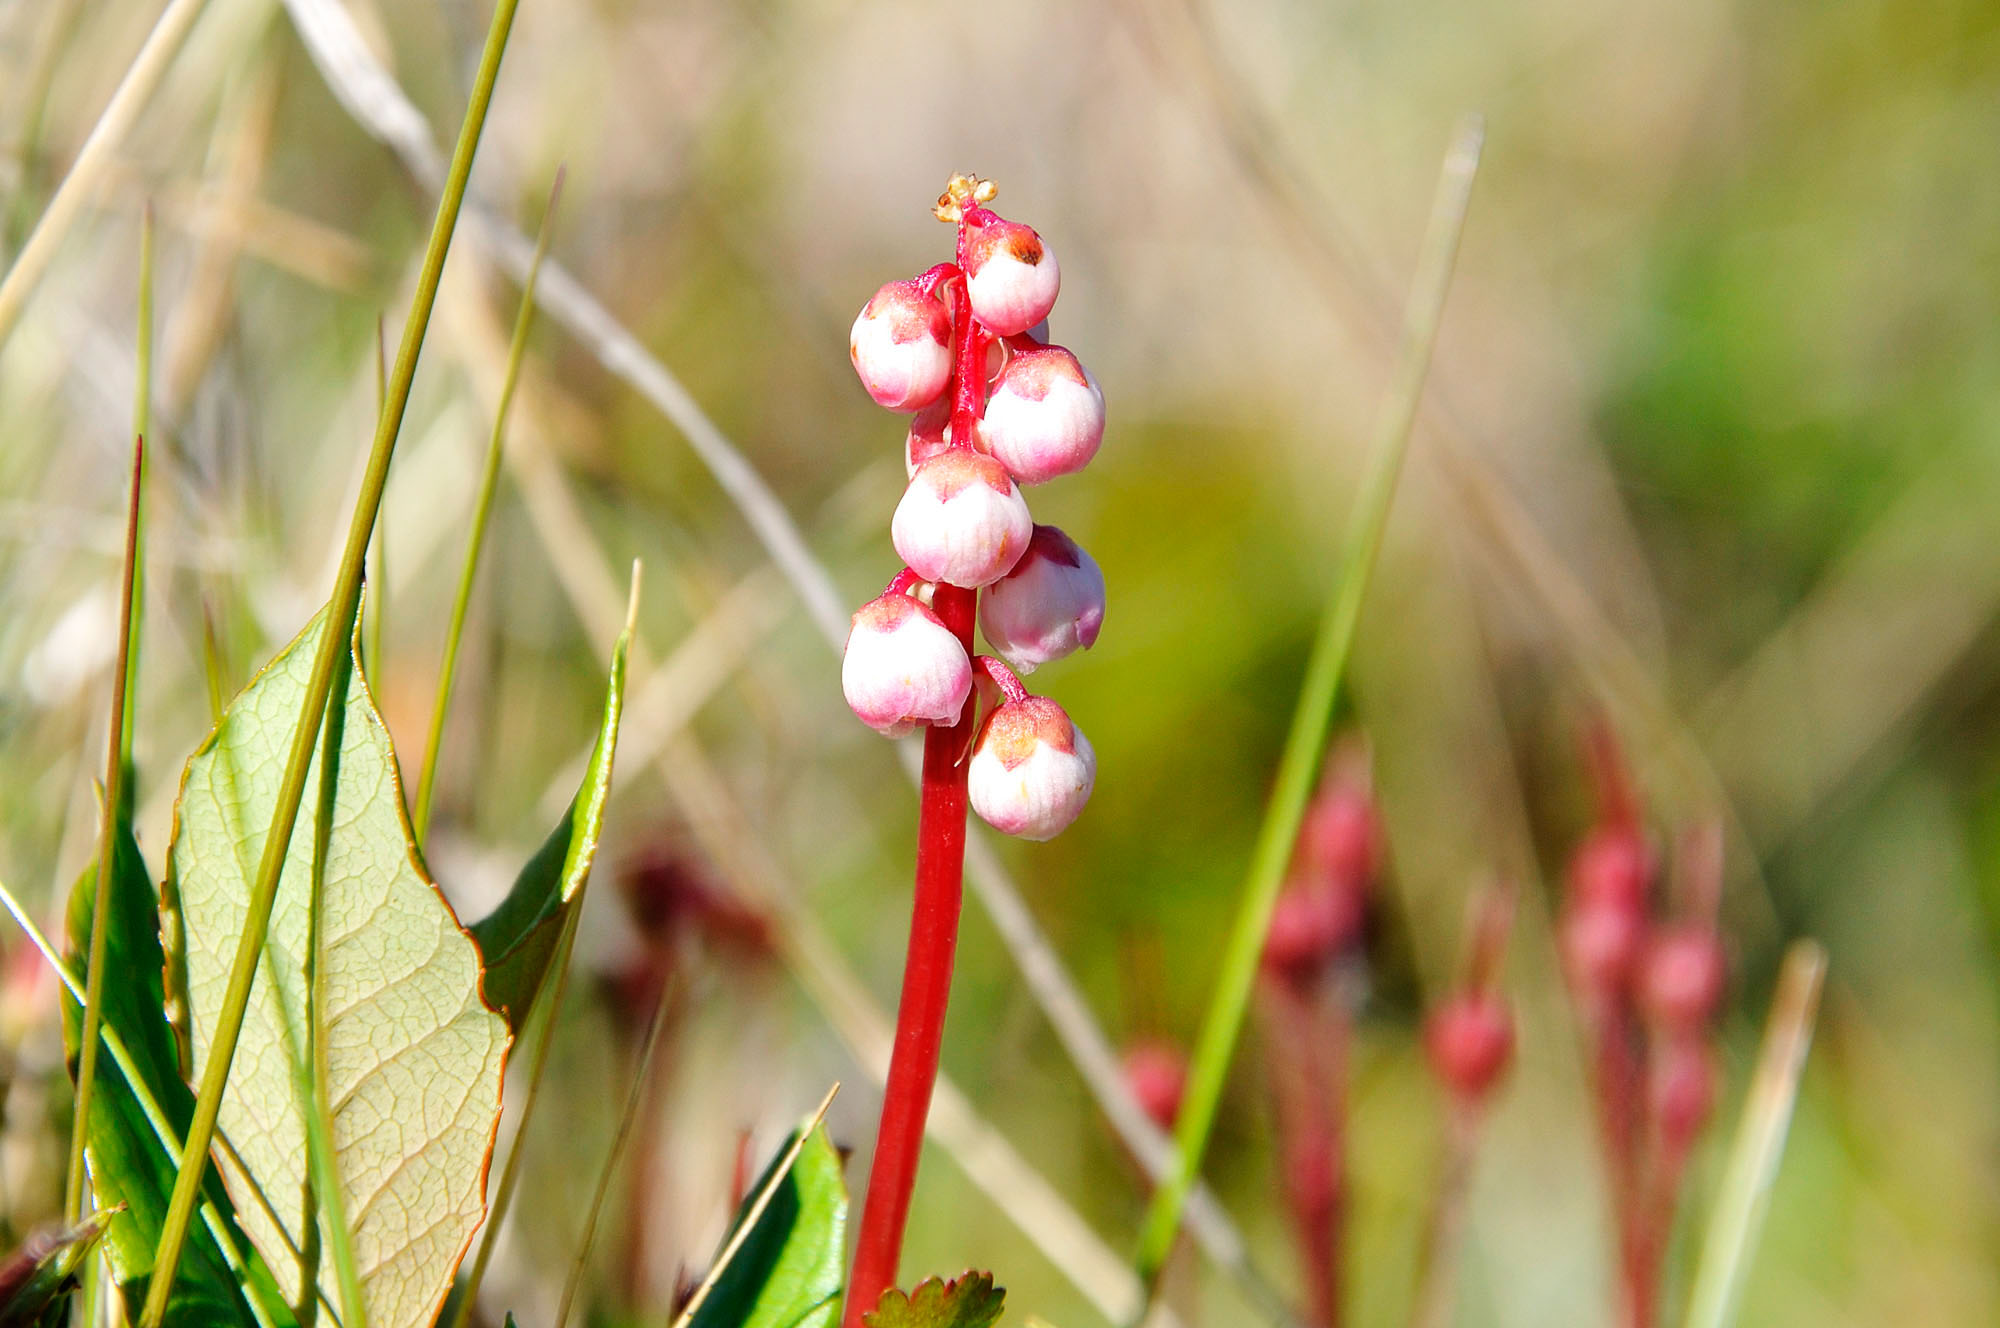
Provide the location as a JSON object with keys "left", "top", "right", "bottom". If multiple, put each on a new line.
{"left": 2, "top": 0, "right": 1997, "bottom": 1324}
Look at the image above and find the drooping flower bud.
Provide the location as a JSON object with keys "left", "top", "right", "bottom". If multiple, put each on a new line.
{"left": 841, "top": 592, "right": 972, "bottom": 737}
{"left": 962, "top": 213, "right": 1060, "bottom": 336}
{"left": 968, "top": 696, "right": 1094, "bottom": 840}
{"left": 1295, "top": 778, "right": 1381, "bottom": 896}
{"left": 1260, "top": 881, "right": 1345, "bottom": 989}
{"left": 980, "top": 346, "right": 1104, "bottom": 485}
{"left": 891, "top": 451, "right": 1032, "bottom": 589}
{"left": 978, "top": 525, "right": 1105, "bottom": 672}
{"left": 1120, "top": 1040, "right": 1189, "bottom": 1132}
{"left": 1424, "top": 993, "right": 1515, "bottom": 1106}
{"left": 1560, "top": 897, "right": 1644, "bottom": 999}
{"left": 1639, "top": 927, "right": 1726, "bottom": 1032}
{"left": 1568, "top": 825, "right": 1652, "bottom": 912}
{"left": 849, "top": 279, "right": 953, "bottom": 410}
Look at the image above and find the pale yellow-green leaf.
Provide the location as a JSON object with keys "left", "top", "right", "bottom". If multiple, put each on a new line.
{"left": 169, "top": 608, "right": 507, "bottom": 1328}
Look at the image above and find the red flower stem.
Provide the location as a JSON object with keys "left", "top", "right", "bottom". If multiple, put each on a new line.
{"left": 844, "top": 584, "right": 976, "bottom": 1324}
{"left": 1260, "top": 973, "right": 1345, "bottom": 1328}
{"left": 844, "top": 214, "right": 989, "bottom": 1326}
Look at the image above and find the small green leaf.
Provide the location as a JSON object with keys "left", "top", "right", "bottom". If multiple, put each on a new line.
{"left": 861, "top": 1273, "right": 1006, "bottom": 1328}
{"left": 61, "top": 828, "right": 293, "bottom": 1327}
{"left": 469, "top": 608, "right": 631, "bottom": 1032}
{"left": 0, "top": 1211, "right": 115, "bottom": 1327}
{"left": 171, "top": 608, "right": 508, "bottom": 1327}
{"left": 689, "top": 1123, "right": 847, "bottom": 1328}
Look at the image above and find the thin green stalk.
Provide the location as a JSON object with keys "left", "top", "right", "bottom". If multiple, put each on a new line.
{"left": 303, "top": 644, "right": 367, "bottom": 1327}
{"left": 553, "top": 973, "right": 675, "bottom": 1326}
{"left": 445, "top": 905, "right": 584, "bottom": 1328}
{"left": 414, "top": 165, "right": 566, "bottom": 843}
{"left": 1133, "top": 115, "right": 1485, "bottom": 1290}
{"left": 122, "top": 203, "right": 154, "bottom": 777}
{"left": 0, "top": 879, "right": 294, "bottom": 1328}
{"left": 200, "top": 594, "right": 229, "bottom": 725}
{"left": 139, "top": 2, "right": 522, "bottom": 1320}
{"left": 66, "top": 436, "right": 146, "bottom": 1225}
{"left": 1682, "top": 941, "right": 1826, "bottom": 1328}
{"left": 366, "top": 319, "right": 387, "bottom": 684}
{"left": 668, "top": 1086, "right": 840, "bottom": 1328}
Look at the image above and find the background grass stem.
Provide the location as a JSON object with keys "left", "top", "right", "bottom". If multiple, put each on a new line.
{"left": 413, "top": 166, "right": 564, "bottom": 844}
{"left": 65, "top": 436, "right": 146, "bottom": 1226}
{"left": 1133, "top": 115, "right": 1485, "bottom": 1289}
{"left": 137, "top": 2, "right": 522, "bottom": 1319}
{"left": 1682, "top": 942, "right": 1827, "bottom": 1328}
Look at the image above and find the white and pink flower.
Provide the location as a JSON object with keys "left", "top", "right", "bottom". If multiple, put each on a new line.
{"left": 967, "top": 696, "right": 1095, "bottom": 840}
{"left": 963, "top": 215, "right": 1060, "bottom": 336}
{"left": 841, "top": 592, "right": 972, "bottom": 737}
{"left": 891, "top": 451, "right": 1032, "bottom": 589}
{"left": 978, "top": 525, "right": 1104, "bottom": 672}
{"left": 980, "top": 345, "right": 1104, "bottom": 485}
{"left": 850, "top": 280, "right": 954, "bottom": 410}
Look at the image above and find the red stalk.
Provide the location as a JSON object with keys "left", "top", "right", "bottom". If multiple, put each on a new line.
{"left": 1260, "top": 972, "right": 1346, "bottom": 1328}
{"left": 843, "top": 221, "right": 987, "bottom": 1327}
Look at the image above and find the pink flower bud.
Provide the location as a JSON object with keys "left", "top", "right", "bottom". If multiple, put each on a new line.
{"left": 1260, "top": 881, "right": 1349, "bottom": 987}
{"left": 977, "top": 525, "right": 1105, "bottom": 672}
{"left": 1639, "top": 927, "right": 1726, "bottom": 1032}
{"left": 891, "top": 451, "right": 1033, "bottom": 589}
{"left": 1424, "top": 993, "right": 1515, "bottom": 1105}
{"left": 979, "top": 346, "right": 1104, "bottom": 485}
{"left": 1561, "top": 897, "right": 1644, "bottom": 999}
{"left": 1568, "top": 826, "right": 1651, "bottom": 912}
{"left": 1295, "top": 779, "right": 1381, "bottom": 894}
{"left": 1120, "top": 1040, "right": 1189, "bottom": 1132}
{"left": 841, "top": 592, "right": 972, "bottom": 737}
{"left": 968, "top": 696, "right": 1095, "bottom": 840}
{"left": 963, "top": 215, "right": 1060, "bottom": 336}
{"left": 849, "top": 279, "right": 953, "bottom": 410}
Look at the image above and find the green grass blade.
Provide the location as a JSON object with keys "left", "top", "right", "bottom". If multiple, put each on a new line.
{"left": 1682, "top": 941, "right": 1827, "bottom": 1328}
{"left": 448, "top": 569, "right": 637, "bottom": 1328}
{"left": 1133, "top": 115, "right": 1485, "bottom": 1286}
{"left": 122, "top": 203, "right": 154, "bottom": 780}
{"left": 445, "top": 903, "right": 582, "bottom": 1328}
{"left": 66, "top": 435, "right": 146, "bottom": 1225}
{"left": 414, "top": 165, "right": 566, "bottom": 844}
{"left": 3, "top": 875, "right": 302, "bottom": 1328}
{"left": 139, "top": 1, "right": 523, "bottom": 1320}
{"left": 552, "top": 976, "right": 675, "bottom": 1326}
{"left": 673, "top": 1087, "right": 843, "bottom": 1328}
{"left": 304, "top": 641, "right": 367, "bottom": 1328}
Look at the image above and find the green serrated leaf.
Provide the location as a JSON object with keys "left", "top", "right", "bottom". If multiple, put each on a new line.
{"left": 861, "top": 1273, "right": 1005, "bottom": 1328}
{"left": 61, "top": 827, "right": 294, "bottom": 1327}
{"left": 0, "top": 1211, "right": 114, "bottom": 1327}
{"left": 469, "top": 614, "right": 630, "bottom": 1033}
{"left": 689, "top": 1124, "right": 847, "bottom": 1328}
{"left": 170, "top": 607, "right": 508, "bottom": 1327}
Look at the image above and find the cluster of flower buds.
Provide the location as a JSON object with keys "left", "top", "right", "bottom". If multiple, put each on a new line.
{"left": 843, "top": 175, "right": 1106, "bottom": 840}
{"left": 1557, "top": 727, "right": 1728, "bottom": 1319}
{"left": 1261, "top": 772, "right": 1382, "bottom": 991}
{"left": 1423, "top": 885, "right": 1517, "bottom": 1110}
